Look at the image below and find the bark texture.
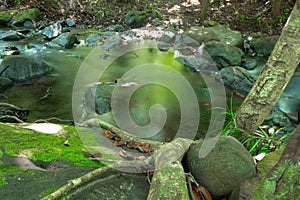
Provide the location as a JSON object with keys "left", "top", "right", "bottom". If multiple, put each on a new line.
{"left": 236, "top": 0, "right": 300, "bottom": 134}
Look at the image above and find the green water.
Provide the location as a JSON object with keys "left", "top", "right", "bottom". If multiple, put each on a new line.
{"left": 0, "top": 40, "right": 237, "bottom": 140}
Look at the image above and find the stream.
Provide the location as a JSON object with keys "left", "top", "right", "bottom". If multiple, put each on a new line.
{"left": 0, "top": 32, "right": 243, "bottom": 141}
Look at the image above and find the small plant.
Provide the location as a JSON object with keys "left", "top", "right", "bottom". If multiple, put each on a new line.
{"left": 237, "top": 14, "right": 246, "bottom": 20}
{"left": 151, "top": 10, "right": 163, "bottom": 19}
{"left": 221, "top": 95, "right": 288, "bottom": 155}
{"left": 125, "top": 11, "right": 146, "bottom": 27}
{"left": 278, "top": 16, "right": 287, "bottom": 23}
{"left": 283, "top": 8, "right": 290, "bottom": 15}
{"left": 256, "top": 17, "right": 263, "bottom": 25}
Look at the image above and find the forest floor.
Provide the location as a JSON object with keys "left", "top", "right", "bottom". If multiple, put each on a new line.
{"left": 2, "top": 0, "right": 296, "bottom": 35}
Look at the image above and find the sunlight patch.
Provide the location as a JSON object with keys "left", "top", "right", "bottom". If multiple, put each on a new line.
{"left": 23, "top": 123, "right": 63, "bottom": 134}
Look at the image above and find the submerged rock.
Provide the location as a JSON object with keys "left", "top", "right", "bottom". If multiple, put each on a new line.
{"left": 184, "top": 136, "right": 256, "bottom": 198}
{"left": 204, "top": 41, "right": 243, "bottom": 68}
{"left": 220, "top": 66, "right": 257, "bottom": 95}
{"left": 0, "top": 55, "right": 52, "bottom": 81}
{"left": 83, "top": 83, "right": 113, "bottom": 119}
{"left": 0, "top": 30, "right": 26, "bottom": 41}
{"left": 0, "top": 77, "right": 13, "bottom": 91}
{"left": 0, "top": 102, "right": 29, "bottom": 122}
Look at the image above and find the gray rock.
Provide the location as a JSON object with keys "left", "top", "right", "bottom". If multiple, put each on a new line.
{"left": 65, "top": 18, "right": 76, "bottom": 27}
{"left": 220, "top": 66, "right": 257, "bottom": 95}
{"left": 264, "top": 104, "right": 297, "bottom": 133}
{"left": 185, "top": 26, "right": 219, "bottom": 44}
{"left": 40, "top": 22, "right": 63, "bottom": 39}
{"left": 24, "top": 21, "right": 35, "bottom": 28}
{"left": 0, "top": 77, "right": 13, "bottom": 91}
{"left": 0, "top": 55, "right": 52, "bottom": 81}
{"left": 82, "top": 83, "right": 113, "bottom": 120}
{"left": 98, "top": 34, "right": 122, "bottom": 49}
{"left": 173, "top": 34, "right": 200, "bottom": 55}
{"left": 0, "top": 30, "right": 25, "bottom": 41}
{"left": 9, "top": 19, "right": 25, "bottom": 27}
{"left": 106, "top": 24, "right": 124, "bottom": 32}
{"left": 184, "top": 136, "right": 256, "bottom": 198}
{"left": 205, "top": 41, "right": 243, "bottom": 68}
{"left": 85, "top": 33, "right": 104, "bottom": 47}
{"left": 208, "top": 25, "right": 243, "bottom": 46}
{"left": 47, "top": 33, "right": 78, "bottom": 49}
{"left": 250, "top": 36, "right": 279, "bottom": 56}
{"left": 157, "top": 33, "right": 175, "bottom": 51}
{"left": 175, "top": 56, "right": 213, "bottom": 73}
{"left": 1, "top": 46, "right": 20, "bottom": 57}
{"left": 241, "top": 57, "right": 257, "bottom": 70}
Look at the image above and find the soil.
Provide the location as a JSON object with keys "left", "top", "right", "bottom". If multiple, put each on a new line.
{"left": 2, "top": 0, "right": 297, "bottom": 35}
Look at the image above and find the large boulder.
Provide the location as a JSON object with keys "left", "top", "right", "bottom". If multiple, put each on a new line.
{"left": 185, "top": 26, "right": 219, "bottom": 44}
{"left": 184, "top": 136, "right": 256, "bottom": 198}
{"left": 0, "top": 55, "right": 52, "bottom": 81}
{"left": 220, "top": 66, "right": 257, "bottom": 95}
{"left": 250, "top": 36, "right": 279, "bottom": 56}
{"left": 208, "top": 25, "right": 243, "bottom": 47}
{"left": 204, "top": 41, "right": 243, "bottom": 68}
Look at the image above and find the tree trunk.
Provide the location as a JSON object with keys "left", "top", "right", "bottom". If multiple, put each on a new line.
{"left": 270, "top": 0, "right": 287, "bottom": 18}
{"left": 236, "top": 0, "right": 300, "bottom": 134}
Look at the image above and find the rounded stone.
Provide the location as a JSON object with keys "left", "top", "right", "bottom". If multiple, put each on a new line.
{"left": 184, "top": 136, "right": 256, "bottom": 198}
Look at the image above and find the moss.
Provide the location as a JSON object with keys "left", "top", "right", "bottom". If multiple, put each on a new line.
{"left": 157, "top": 163, "right": 189, "bottom": 199}
{"left": 0, "top": 12, "right": 12, "bottom": 20}
{"left": 0, "top": 165, "right": 33, "bottom": 186}
{"left": 0, "top": 11, "right": 12, "bottom": 26}
{"left": 15, "top": 8, "right": 43, "bottom": 21}
{"left": 9, "top": 10, "right": 19, "bottom": 16}
{"left": 0, "top": 123, "right": 107, "bottom": 167}
{"left": 257, "top": 148, "right": 284, "bottom": 176}
{"left": 252, "top": 161, "right": 300, "bottom": 200}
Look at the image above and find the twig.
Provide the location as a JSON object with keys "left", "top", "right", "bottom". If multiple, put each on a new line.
{"left": 41, "top": 164, "right": 115, "bottom": 200}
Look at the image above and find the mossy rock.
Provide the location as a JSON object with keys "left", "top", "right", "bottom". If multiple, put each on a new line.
{"left": 184, "top": 26, "right": 219, "bottom": 44}
{"left": 15, "top": 8, "right": 43, "bottom": 22}
{"left": 256, "top": 148, "right": 284, "bottom": 176}
{"left": 0, "top": 11, "right": 12, "bottom": 27}
{"left": 184, "top": 136, "right": 256, "bottom": 198}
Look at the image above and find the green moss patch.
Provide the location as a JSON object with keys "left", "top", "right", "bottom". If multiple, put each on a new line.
{"left": 15, "top": 8, "right": 43, "bottom": 21}
{"left": 0, "top": 123, "right": 104, "bottom": 167}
